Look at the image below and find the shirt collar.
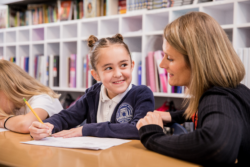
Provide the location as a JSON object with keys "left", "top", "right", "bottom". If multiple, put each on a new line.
{"left": 100, "top": 84, "right": 132, "bottom": 103}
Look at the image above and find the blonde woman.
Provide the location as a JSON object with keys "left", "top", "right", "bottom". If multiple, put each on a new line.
{"left": 137, "top": 12, "right": 250, "bottom": 166}
{"left": 0, "top": 60, "right": 63, "bottom": 133}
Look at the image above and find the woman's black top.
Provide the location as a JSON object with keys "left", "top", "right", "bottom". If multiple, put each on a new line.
{"left": 139, "top": 84, "right": 250, "bottom": 166}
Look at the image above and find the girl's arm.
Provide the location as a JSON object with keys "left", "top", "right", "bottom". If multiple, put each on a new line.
{"left": 1, "top": 108, "right": 49, "bottom": 133}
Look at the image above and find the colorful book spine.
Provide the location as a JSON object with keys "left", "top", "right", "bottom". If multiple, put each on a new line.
{"left": 53, "top": 55, "right": 60, "bottom": 87}
{"left": 138, "top": 61, "right": 142, "bottom": 85}
{"left": 70, "top": 54, "right": 76, "bottom": 88}
{"left": 147, "top": 51, "right": 156, "bottom": 92}
{"left": 154, "top": 50, "right": 167, "bottom": 93}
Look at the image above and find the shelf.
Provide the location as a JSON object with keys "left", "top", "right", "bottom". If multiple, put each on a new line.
{"left": 81, "top": 20, "right": 98, "bottom": 38}
{"left": 122, "top": 31, "right": 142, "bottom": 38}
{"left": 235, "top": 26, "right": 250, "bottom": 49}
{"left": 124, "top": 37, "right": 142, "bottom": 52}
{"left": 99, "top": 18, "right": 119, "bottom": 37}
{"left": 6, "top": 31, "right": 16, "bottom": 43}
{"left": 62, "top": 23, "right": 78, "bottom": 39}
{"left": 153, "top": 92, "right": 186, "bottom": 98}
{"left": 121, "top": 15, "right": 142, "bottom": 35}
{"left": 46, "top": 25, "right": 60, "bottom": 40}
{"left": 0, "top": 32, "right": 3, "bottom": 44}
{"left": 0, "top": 47, "right": 4, "bottom": 57}
{"left": 237, "top": 23, "right": 250, "bottom": 28}
{"left": 145, "top": 30, "right": 163, "bottom": 36}
{"left": 51, "top": 87, "right": 86, "bottom": 92}
{"left": 18, "top": 29, "right": 30, "bottom": 42}
{"left": 221, "top": 24, "right": 234, "bottom": 29}
{"left": 171, "top": 7, "right": 199, "bottom": 22}
{"left": 201, "top": 2, "right": 234, "bottom": 26}
{"left": 0, "top": 0, "right": 247, "bottom": 99}
{"left": 61, "top": 41, "right": 77, "bottom": 88}
{"left": 32, "top": 28, "right": 44, "bottom": 41}
{"left": 236, "top": 0, "right": 250, "bottom": 24}
{"left": 144, "top": 11, "right": 169, "bottom": 33}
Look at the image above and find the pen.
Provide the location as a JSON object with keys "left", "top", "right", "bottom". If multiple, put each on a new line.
{"left": 23, "top": 98, "right": 44, "bottom": 124}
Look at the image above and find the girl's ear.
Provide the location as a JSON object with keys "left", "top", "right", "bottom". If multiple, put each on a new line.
{"left": 91, "top": 69, "right": 101, "bottom": 82}
{"left": 131, "top": 60, "right": 135, "bottom": 71}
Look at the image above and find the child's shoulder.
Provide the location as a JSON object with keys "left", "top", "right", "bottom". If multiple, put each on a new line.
{"left": 130, "top": 84, "right": 153, "bottom": 94}
{"left": 86, "top": 82, "right": 102, "bottom": 93}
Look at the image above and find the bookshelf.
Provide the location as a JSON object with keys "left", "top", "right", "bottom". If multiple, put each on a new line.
{"left": 0, "top": 0, "right": 248, "bottom": 103}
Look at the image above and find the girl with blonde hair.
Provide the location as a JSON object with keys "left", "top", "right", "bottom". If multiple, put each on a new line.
{"left": 137, "top": 12, "right": 249, "bottom": 166}
{"left": 0, "top": 60, "right": 63, "bottom": 133}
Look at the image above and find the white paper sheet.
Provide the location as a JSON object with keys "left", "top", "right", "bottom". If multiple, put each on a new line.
{"left": 0, "top": 128, "right": 8, "bottom": 132}
{"left": 21, "top": 137, "right": 131, "bottom": 150}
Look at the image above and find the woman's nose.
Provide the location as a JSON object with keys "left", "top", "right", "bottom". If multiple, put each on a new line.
{"left": 159, "top": 56, "right": 168, "bottom": 69}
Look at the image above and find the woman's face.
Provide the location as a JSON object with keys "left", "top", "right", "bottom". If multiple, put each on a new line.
{"left": 0, "top": 91, "right": 15, "bottom": 114}
{"left": 160, "top": 39, "right": 191, "bottom": 87}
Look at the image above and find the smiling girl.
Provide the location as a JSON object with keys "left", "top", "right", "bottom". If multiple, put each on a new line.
{"left": 29, "top": 34, "right": 154, "bottom": 140}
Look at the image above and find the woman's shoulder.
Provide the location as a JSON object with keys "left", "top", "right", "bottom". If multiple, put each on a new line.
{"left": 200, "top": 84, "right": 250, "bottom": 106}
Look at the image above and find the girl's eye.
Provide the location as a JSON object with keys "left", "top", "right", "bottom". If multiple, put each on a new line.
{"left": 105, "top": 67, "right": 112, "bottom": 70}
{"left": 121, "top": 64, "right": 128, "bottom": 67}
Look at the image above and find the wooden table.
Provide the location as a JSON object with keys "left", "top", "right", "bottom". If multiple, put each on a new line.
{"left": 0, "top": 131, "right": 201, "bottom": 167}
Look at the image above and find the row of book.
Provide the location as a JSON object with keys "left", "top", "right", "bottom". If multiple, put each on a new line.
{"left": 82, "top": 54, "right": 97, "bottom": 89}
{"left": 34, "top": 55, "right": 50, "bottom": 86}
{"left": 128, "top": 0, "right": 194, "bottom": 11}
{"left": 0, "top": 0, "right": 218, "bottom": 28}
{"left": 20, "top": 56, "right": 29, "bottom": 73}
{"left": 237, "top": 48, "right": 250, "bottom": 89}
{"left": 145, "top": 50, "right": 183, "bottom": 93}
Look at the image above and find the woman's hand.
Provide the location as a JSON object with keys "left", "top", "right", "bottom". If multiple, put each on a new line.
{"left": 52, "top": 126, "right": 83, "bottom": 138}
{"left": 154, "top": 111, "right": 172, "bottom": 123}
{"left": 136, "top": 112, "right": 164, "bottom": 130}
{"left": 29, "top": 121, "right": 54, "bottom": 140}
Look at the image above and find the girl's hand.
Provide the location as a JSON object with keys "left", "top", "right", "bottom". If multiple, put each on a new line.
{"left": 136, "top": 112, "right": 164, "bottom": 130}
{"left": 153, "top": 111, "right": 172, "bottom": 123}
{"left": 0, "top": 117, "right": 7, "bottom": 128}
{"left": 52, "top": 126, "right": 83, "bottom": 138}
{"left": 29, "top": 121, "right": 54, "bottom": 140}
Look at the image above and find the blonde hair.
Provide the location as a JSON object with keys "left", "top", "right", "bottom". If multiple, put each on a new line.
{"left": 164, "top": 12, "right": 245, "bottom": 119}
{"left": 0, "top": 60, "right": 60, "bottom": 117}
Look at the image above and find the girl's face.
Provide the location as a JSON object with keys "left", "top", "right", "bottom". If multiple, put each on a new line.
{"left": 160, "top": 39, "right": 191, "bottom": 87}
{"left": 91, "top": 45, "right": 134, "bottom": 99}
{"left": 0, "top": 91, "right": 15, "bottom": 114}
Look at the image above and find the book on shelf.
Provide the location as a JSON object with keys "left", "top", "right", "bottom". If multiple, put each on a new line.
{"left": 131, "top": 52, "right": 142, "bottom": 85}
{"left": 9, "top": 57, "right": 16, "bottom": 63}
{"left": 70, "top": 54, "right": 77, "bottom": 88}
{"left": 82, "top": 56, "right": 87, "bottom": 88}
{"left": 154, "top": 50, "right": 167, "bottom": 93}
{"left": 118, "top": 0, "right": 126, "bottom": 14}
{"left": 59, "top": 1, "right": 73, "bottom": 21}
{"left": 138, "top": 61, "right": 142, "bottom": 85}
{"left": 53, "top": 55, "right": 60, "bottom": 87}
{"left": 34, "top": 54, "right": 45, "bottom": 84}
{"left": 84, "top": 0, "right": 97, "bottom": 18}
{"left": 20, "top": 56, "right": 29, "bottom": 73}
{"left": 46, "top": 56, "right": 50, "bottom": 86}
{"left": 0, "top": 5, "right": 8, "bottom": 29}
{"left": 146, "top": 51, "right": 156, "bottom": 92}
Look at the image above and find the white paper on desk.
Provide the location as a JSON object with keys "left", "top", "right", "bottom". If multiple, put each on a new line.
{"left": 21, "top": 136, "right": 131, "bottom": 150}
{"left": 0, "top": 128, "right": 8, "bottom": 132}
